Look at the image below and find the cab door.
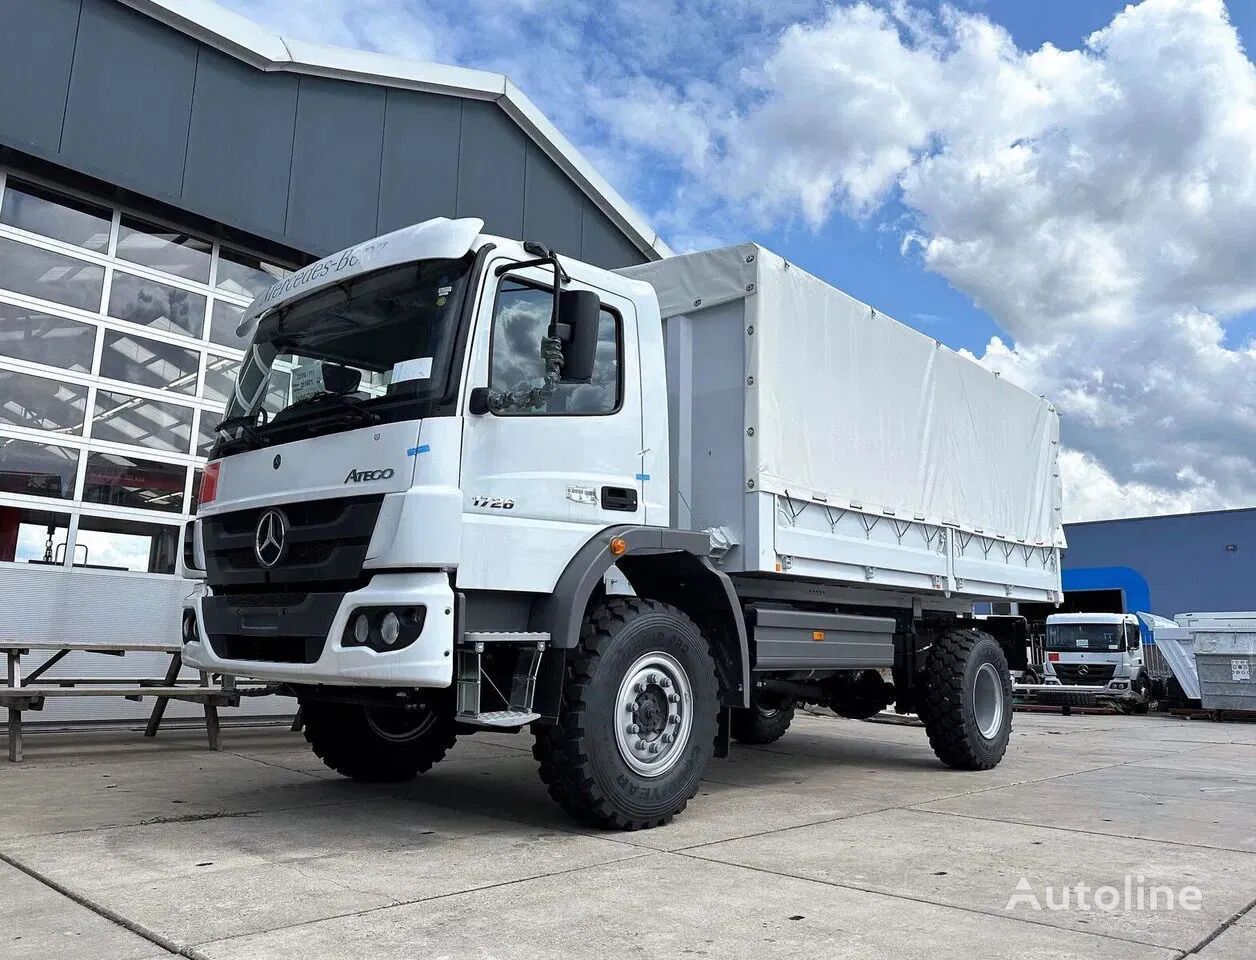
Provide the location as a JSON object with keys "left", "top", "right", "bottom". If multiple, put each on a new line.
{"left": 456, "top": 260, "right": 644, "bottom": 592}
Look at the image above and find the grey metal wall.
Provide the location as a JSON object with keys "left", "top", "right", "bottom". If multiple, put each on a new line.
{"left": 0, "top": 0, "right": 648, "bottom": 268}
{"left": 1063, "top": 509, "right": 1256, "bottom": 617}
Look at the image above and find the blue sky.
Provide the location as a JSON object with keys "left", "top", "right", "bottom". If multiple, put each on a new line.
{"left": 224, "top": 0, "right": 1256, "bottom": 521}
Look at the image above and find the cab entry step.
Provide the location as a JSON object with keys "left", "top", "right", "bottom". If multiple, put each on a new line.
{"left": 748, "top": 606, "right": 895, "bottom": 671}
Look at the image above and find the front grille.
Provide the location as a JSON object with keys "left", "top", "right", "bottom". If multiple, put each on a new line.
{"left": 209, "top": 634, "right": 323, "bottom": 664}
{"left": 203, "top": 495, "right": 383, "bottom": 589}
{"left": 202, "top": 592, "right": 343, "bottom": 665}
{"left": 1054, "top": 663, "right": 1117, "bottom": 686}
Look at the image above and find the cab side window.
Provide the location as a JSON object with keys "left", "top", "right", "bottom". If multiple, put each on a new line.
{"left": 488, "top": 280, "right": 620, "bottom": 416}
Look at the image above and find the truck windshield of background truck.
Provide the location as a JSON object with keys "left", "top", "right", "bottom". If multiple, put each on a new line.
{"left": 215, "top": 256, "right": 473, "bottom": 452}
{"left": 1045, "top": 623, "right": 1126, "bottom": 652}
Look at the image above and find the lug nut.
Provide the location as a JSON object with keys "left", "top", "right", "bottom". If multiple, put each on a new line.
{"left": 648, "top": 743, "right": 660, "bottom": 754}
{"left": 648, "top": 673, "right": 660, "bottom": 685}
{"left": 659, "top": 677, "right": 671, "bottom": 688}
{"left": 635, "top": 740, "right": 646, "bottom": 750}
{"left": 661, "top": 734, "right": 673, "bottom": 744}
{"left": 626, "top": 702, "right": 639, "bottom": 713}
{"left": 668, "top": 714, "right": 679, "bottom": 725}
{"left": 627, "top": 724, "right": 639, "bottom": 734}
{"left": 668, "top": 693, "right": 680, "bottom": 703}
{"left": 634, "top": 682, "right": 645, "bottom": 693}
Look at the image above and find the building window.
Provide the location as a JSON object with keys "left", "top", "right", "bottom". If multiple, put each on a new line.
{"left": 91, "top": 389, "right": 193, "bottom": 453}
{"left": 0, "top": 236, "right": 105, "bottom": 311}
{"left": 107, "top": 270, "right": 207, "bottom": 339}
{"left": 100, "top": 329, "right": 199, "bottom": 395}
{"left": 0, "top": 437, "right": 79, "bottom": 499}
{"left": 0, "top": 368, "right": 89, "bottom": 432}
{"left": 83, "top": 451, "right": 186, "bottom": 513}
{"left": 0, "top": 179, "right": 111, "bottom": 252}
{"left": 116, "top": 215, "right": 212, "bottom": 283}
{"left": 0, "top": 302, "right": 96, "bottom": 372}
{"left": 488, "top": 281, "right": 621, "bottom": 415}
{"left": 0, "top": 505, "right": 71, "bottom": 565}
{"left": 217, "top": 246, "right": 288, "bottom": 299}
{"left": 208, "top": 299, "right": 249, "bottom": 350}
{"left": 73, "top": 513, "right": 180, "bottom": 574}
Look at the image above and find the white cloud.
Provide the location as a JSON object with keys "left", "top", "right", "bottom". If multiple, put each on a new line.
{"left": 705, "top": 0, "right": 1256, "bottom": 521}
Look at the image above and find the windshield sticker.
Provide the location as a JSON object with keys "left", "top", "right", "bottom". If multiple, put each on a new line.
{"left": 1075, "top": 638, "right": 1088, "bottom": 648}
{"left": 290, "top": 364, "right": 326, "bottom": 403}
{"left": 392, "top": 357, "right": 433, "bottom": 383}
{"left": 438, "top": 285, "right": 453, "bottom": 296}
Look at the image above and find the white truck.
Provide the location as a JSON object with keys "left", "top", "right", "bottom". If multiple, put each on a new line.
{"left": 1025, "top": 612, "right": 1155, "bottom": 713}
{"left": 180, "top": 217, "right": 1064, "bottom": 829}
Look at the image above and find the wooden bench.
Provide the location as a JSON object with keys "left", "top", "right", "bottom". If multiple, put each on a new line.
{"left": 0, "top": 641, "right": 276, "bottom": 762}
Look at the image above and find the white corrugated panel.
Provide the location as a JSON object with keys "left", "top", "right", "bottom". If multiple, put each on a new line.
{"left": 1, "top": 565, "right": 289, "bottom": 724}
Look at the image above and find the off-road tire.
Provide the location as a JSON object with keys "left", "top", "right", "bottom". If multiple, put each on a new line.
{"left": 303, "top": 698, "right": 457, "bottom": 782}
{"left": 730, "top": 698, "right": 795, "bottom": 744}
{"left": 918, "top": 628, "right": 1013, "bottom": 770}
{"left": 534, "top": 597, "right": 719, "bottom": 830}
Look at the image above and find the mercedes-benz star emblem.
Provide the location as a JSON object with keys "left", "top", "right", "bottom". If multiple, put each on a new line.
{"left": 254, "top": 509, "right": 288, "bottom": 568}
{"left": 1077, "top": 664, "right": 1090, "bottom": 676}
{"left": 272, "top": 454, "right": 282, "bottom": 470}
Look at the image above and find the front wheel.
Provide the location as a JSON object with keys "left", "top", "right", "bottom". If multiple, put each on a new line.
{"left": 303, "top": 697, "right": 457, "bottom": 782}
{"left": 918, "top": 628, "right": 1012, "bottom": 770}
{"left": 535, "top": 597, "right": 719, "bottom": 830}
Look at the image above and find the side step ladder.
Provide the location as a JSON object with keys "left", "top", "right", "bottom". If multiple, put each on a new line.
{"left": 456, "top": 632, "right": 549, "bottom": 728}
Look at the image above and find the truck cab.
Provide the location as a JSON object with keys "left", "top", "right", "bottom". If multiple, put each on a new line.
{"left": 1039, "top": 612, "right": 1150, "bottom": 711}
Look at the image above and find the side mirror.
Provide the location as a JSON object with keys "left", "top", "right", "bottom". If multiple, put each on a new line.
{"left": 554, "top": 289, "right": 600, "bottom": 383}
{"left": 322, "top": 363, "right": 361, "bottom": 395}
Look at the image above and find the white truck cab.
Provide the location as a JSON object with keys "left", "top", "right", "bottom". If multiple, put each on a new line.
{"left": 1036, "top": 612, "right": 1150, "bottom": 712}
{"left": 180, "top": 217, "right": 1064, "bottom": 829}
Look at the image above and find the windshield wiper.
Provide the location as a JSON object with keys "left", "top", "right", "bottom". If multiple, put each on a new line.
{"left": 214, "top": 414, "right": 264, "bottom": 446}
{"left": 277, "top": 391, "right": 381, "bottom": 425}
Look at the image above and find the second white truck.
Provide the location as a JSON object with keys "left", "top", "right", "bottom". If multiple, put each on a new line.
{"left": 181, "top": 218, "right": 1064, "bottom": 829}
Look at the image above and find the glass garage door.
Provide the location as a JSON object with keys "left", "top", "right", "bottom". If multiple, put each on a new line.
{"left": 0, "top": 168, "right": 294, "bottom": 577}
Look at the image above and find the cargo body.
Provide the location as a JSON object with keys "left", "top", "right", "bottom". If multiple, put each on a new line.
{"left": 622, "top": 245, "right": 1063, "bottom": 601}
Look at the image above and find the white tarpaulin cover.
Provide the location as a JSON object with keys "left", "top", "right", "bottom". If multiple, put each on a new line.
{"left": 623, "top": 244, "right": 1064, "bottom": 547}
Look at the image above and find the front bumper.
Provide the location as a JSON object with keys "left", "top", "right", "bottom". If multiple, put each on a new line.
{"left": 1015, "top": 682, "right": 1139, "bottom": 707}
{"left": 182, "top": 572, "right": 455, "bottom": 687}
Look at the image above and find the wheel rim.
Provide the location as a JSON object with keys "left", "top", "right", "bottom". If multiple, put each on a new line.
{"left": 973, "top": 662, "right": 1005, "bottom": 740}
{"left": 365, "top": 706, "right": 438, "bottom": 743}
{"left": 614, "top": 652, "right": 694, "bottom": 778}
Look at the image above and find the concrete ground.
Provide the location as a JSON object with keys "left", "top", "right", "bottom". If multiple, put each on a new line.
{"left": 2, "top": 711, "right": 1255, "bottom": 960}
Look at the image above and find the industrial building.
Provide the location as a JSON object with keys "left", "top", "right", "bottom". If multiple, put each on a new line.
{"left": 1059, "top": 507, "right": 1256, "bottom": 618}
{"left": 0, "top": 0, "right": 665, "bottom": 581}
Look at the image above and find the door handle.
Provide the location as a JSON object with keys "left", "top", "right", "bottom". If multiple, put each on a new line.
{"left": 601, "top": 486, "right": 638, "bottom": 512}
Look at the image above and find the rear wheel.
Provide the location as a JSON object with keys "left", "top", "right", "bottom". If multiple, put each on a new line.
{"left": 730, "top": 696, "right": 795, "bottom": 744}
{"left": 535, "top": 597, "right": 719, "bottom": 830}
{"left": 303, "top": 697, "right": 457, "bottom": 782}
{"left": 918, "top": 628, "right": 1012, "bottom": 770}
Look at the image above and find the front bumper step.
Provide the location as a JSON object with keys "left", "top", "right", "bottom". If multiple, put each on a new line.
{"left": 456, "top": 633, "right": 549, "bottom": 729}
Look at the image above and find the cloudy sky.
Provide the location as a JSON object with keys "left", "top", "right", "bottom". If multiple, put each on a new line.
{"left": 222, "top": 0, "right": 1256, "bottom": 523}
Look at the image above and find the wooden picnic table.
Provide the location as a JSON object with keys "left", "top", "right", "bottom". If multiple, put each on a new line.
{"left": 0, "top": 640, "right": 277, "bottom": 762}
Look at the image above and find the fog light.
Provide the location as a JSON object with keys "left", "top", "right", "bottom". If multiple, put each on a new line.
{"left": 380, "top": 611, "right": 401, "bottom": 646}
{"left": 353, "top": 613, "right": 370, "bottom": 645}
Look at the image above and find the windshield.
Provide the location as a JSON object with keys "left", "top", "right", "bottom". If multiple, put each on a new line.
{"left": 216, "top": 256, "right": 473, "bottom": 451}
{"left": 1046, "top": 623, "right": 1127, "bottom": 652}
